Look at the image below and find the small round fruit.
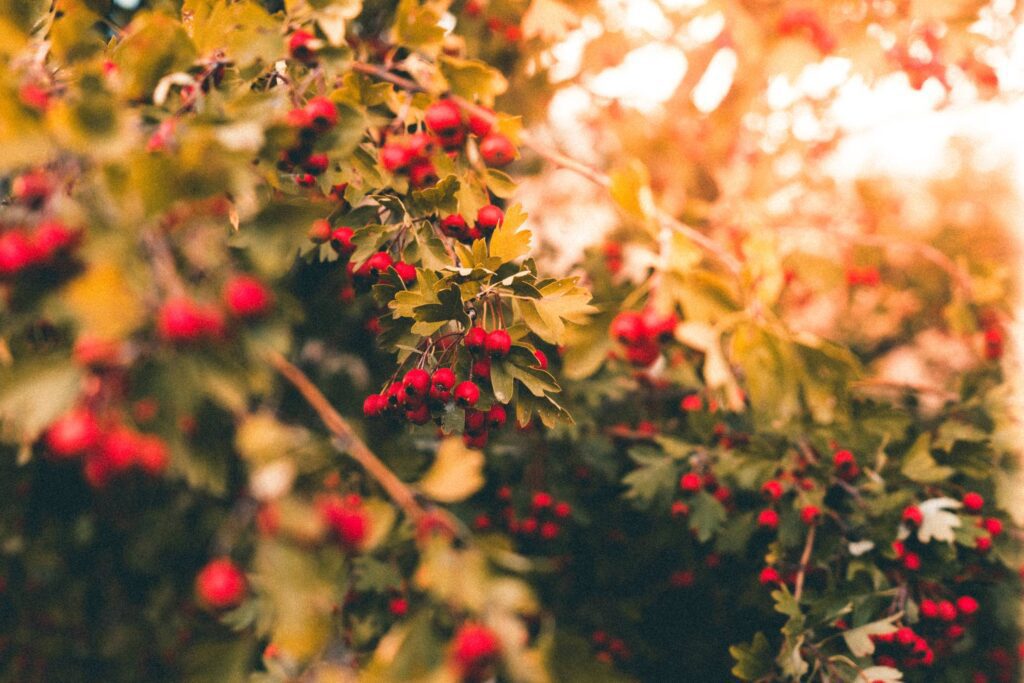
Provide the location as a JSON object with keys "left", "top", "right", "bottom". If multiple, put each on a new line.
{"left": 610, "top": 311, "right": 647, "bottom": 345}
{"left": 330, "top": 226, "right": 355, "bottom": 255}
{"left": 45, "top": 408, "right": 102, "bottom": 458}
{"left": 464, "top": 409, "right": 486, "bottom": 434}
{"left": 196, "top": 558, "right": 247, "bottom": 609}
{"left": 454, "top": 381, "right": 480, "bottom": 407}
{"left": 486, "top": 404, "right": 506, "bottom": 429}
{"left": 363, "top": 394, "right": 387, "bottom": 417}
{"left": 479, "top": 133, "right": 516, "bottom": 167}
{"left": 408, "top": 160, "right": 438, "bottom": 188}
{"left": 440, "top": 214, "right": 469, "bottom": 239}
{"left": 224, "top": 275, "right": 273, "bottom": 319}
{"left": 305, "top": 97, "right": 338, "bottom": 131}
{"left": 308, "top": 218, "right": 332, "bottom": 243}
{"left": 475, "top": 205, "right": 504, "bottom": 234}
{"left": 451, "top": 623, "right": 500, "bottom": 677}
{"left": 679, "top": 472, "right": 702, "bottom": 493}
{"left": 757, "top": 508, "right": 780, "bottom": 529}
{"left": 468, "top": 107, "right": 494, "bottom": 137}
{"left": 381, "top": 142, "right": 413, "bottom": 172}
{"left": 484, "top": 329, "right": 511, "bottom": 358}
{"left": 403, "top": 369, "right": 431, "bottom": 398}
{"left": 393, "top": 261, "right": 417, "bottom": 284}
{"left": 464, "top": 326, "right": 487, "bottom": 353}
{"left": 963, "top": 491, "right": 984, "bottom": 512}
{"left": 425, "top": 100, "right": 463, "bottom": 135}
{"left": 288, "top": 29, "right": 318, "bottom": 63}
{"left": 405, "top": 403, "right": 431, "bottom": 425}
{"left": 432, "top": 367, "right": 456, "bottom": 391}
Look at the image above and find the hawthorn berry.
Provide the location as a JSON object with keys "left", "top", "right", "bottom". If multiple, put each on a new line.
{"left": 625, "top": 340, "right": 660, "bottom": 367}
{"left": 454, "top": 381, "right": 480, "bottom": 407}
{"left": 363, "top": 394, "right": 386, "bottom": 417}
{"left": 532, "top": 491, "right": 553, "bottom": 509}
{"left": 758, "top": 566, "right": 781, "bottom": 585}
{"left": 761, "top": 480, "right": 783, "bottom": 500}
{"left": 317, "top": 494, "right": 369, "bottom": 549}
{"left": 0, "top": 230, "right": 38, "bottom": 277}
{"left": 757, "top": 508, "right": 780, "bottom": 530}
{"left": 135, "top": 435, "right": 169, "bottom": 475}
{"left": 393, "top": 261, "right": 417, "bottom": 284}
{"left": 440, "top": 214, "right": 469, "bottom": 239}
{"left": 983, "top": 517, "right": 1003, "bottom": 536}
{"left": 670, "top": 501, "right": 689, "bottom": 517}
{"left": 304, "top": 153, "right": 329, "bottom": 175}
{"left": 451, "top": 623, "right": 500, "bottom": 678}
{"left": 902, "top": 552, "right": 921, "bottom": 571}
{"left": 963, "top": 491, "right": 984, "bottom": 512}
{"left": 380, "top": 142, "right": 413, "bottom": 172}
{"left": 554, "top": 501, "right": 571, "bottom": 518}
{"left": 800, "top": 505, "right": 820, "bottom": 525}
{"left": 540, "top": 521, "right": 559, "bottom": 540}
{"left": 308, "top": 218, "right": 332, "bottom": 243}
{"left": 32, "top": 220, "right": 79, "bottom": 258}
{"left": 471, "top": 357, "right": 491, "bottom": 380}
{"left": 464, "top": 432, "right": 489, "bottom": 449}
{"left": 45, "top": 408, "right": 102, "bottom": 458}
{"left": 157, "top": 297, "right": 224, "bottom": 342}
{"left": 425, "top": 100, "right": 463, "bottom": 135}
{"left": 956, "top": 595, "right": 979, "bottom": 615}
{"left": 486, "top": 404, "right": 506, "bottom": 428}
{"left": 356, "top": 251, "right": 393, "bottom": 279}
{"left": 680, "top": 394, "right": 702, "bottom": 412}
{"left": 224, "top": 275, "right": 273, "bottom": 319}
{"left": 610, "top": 311, "right": 646, "bottom": 345}
{"left": 679, "top": 472, "right": 702, "bottom": 493}
{"left": 467, "top": 107, "right": 494, "bottom": 137}
{"left": 937, "top": 600, "right": 958, "bottom": 622}
{"left": 464, "top": 326, "right": 487, "bottom": 353}
{"left": 431, "top": 367, "right": 456, "bottom": 392}
{"left": 195, "top": 558, "right": 246, "bottom": 609}
{"left": 288, "top": 29, "right": 318, "bottom": 63}
{"left": 479, "top": 132, "right": 515, "bottom": 167}
{"left": 405, "top": 403, "right": 431, "bottom": 425}
{"left": 896, "top": 627, "right": 916, "bottom": 646}
{"left": 641, "top": 308, "right": 677, "bottom": 341}
{"left": 464, "top": 409, "right": 486, "bottom": 434}
{"left": 484, "top": 329, "right": 511, "bottom": 358}
{"left": 903, "top": 505, "right": 923, "bottom": 526}
{"left": 403, "top": 369, "right": 431, "bottom": 399}
{"left": 329, "top": 226, "right": 355, "bottom": 256}
{"left": 475, "top": 205, "right": 504, "bottom": 234}
{"left": 305, "top": 97, "right": 337, "bottom": 132}
{"left": 920, "top": 599, "right": 939, "bottom": 619}
{"left": 408, "top": 160, "right": 438, "bottom": 188}
{"left": 976, "top": 535, "right": 992, "bottom": 553}
{"left": 388, "top": 597, "right": 409, "bottom": 617}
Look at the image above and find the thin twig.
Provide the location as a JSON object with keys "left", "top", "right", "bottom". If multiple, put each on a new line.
{"left": 794, "top": 524, "right": 816, "bottom": 602}
{"left": 267, "top": 350, "right": 430, "bottom": 523}
{"left": 348, "top": 60, "right": 742, "bottom": 276}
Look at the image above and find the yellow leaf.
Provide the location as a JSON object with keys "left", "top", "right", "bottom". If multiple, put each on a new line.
{"left": 64, "top": 262, "right": 144, "bottom": 340}
{"left": 362, "top": 497, "right": 397, "bottom": 550}
{"left": 521, "top": 0, "right": 578, "bottom": 42}
{"left": 488, "top": 203, "right": 531, "bottom": 262}
{"left": 417, "top": 437, "right": 485, "bottom": 503}
{"left": 609, "top": 159, "right": 654, "bottom": 223}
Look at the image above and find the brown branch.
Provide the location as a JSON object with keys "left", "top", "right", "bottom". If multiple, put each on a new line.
{"left": 793, "top": 524, "right": 816, "bottom": 602}
{"left": 348, "top": 60, "right": 742, "bottom": 276}
{"left": 267, "top": 350, "right": 430, "bottom": 523}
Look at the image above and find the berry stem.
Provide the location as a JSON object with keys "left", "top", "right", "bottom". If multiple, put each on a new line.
{"left": 793, "top": 523, "right": 816, "bottom": 603}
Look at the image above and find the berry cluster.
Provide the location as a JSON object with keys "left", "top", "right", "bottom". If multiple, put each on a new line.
{"left": 591, "top": 630, "right": 633, "bottom": 667}
{"left": 871, "top": 595, "right": 980, "bottom": 670}
{"left": 473, "top": 487, "right": 572, "bottom": 542}
{"left": 362, "top": 327, "right": 516, "bottom": 446}
{"left": 0, "top": 169, "right": 82, "bottom": 282}
{"left": 280, "top": 96, "right": 339, "bottom": 187}
{"left": 44, "top": 407, "right": 169, "bottom": 488}
{"left": 316, "top": 492, "right": 370, "bottom": 550}
{"left": 379, "top": 99, "right": 516, "bottom": 188}
{"left": 462, "top": 1, "right": 524, "bottom": 43}
{"left": 439, "top": 204, "right": 504, "bottom": 243}
{"left": 156, "top": 275, "right": 273, "bottom": 343}
{"left": 609, "top": 308, "right": 678, "bottom": 368}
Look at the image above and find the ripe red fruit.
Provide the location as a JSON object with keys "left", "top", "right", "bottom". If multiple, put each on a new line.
{"left": 408, "top": 160, "right": 438, "bottom": 188}
{"left": 381, "top": 142, "right": 413, "bottom": 171}
{"left": 471, "top": 357, "right": 491, "bottom": 380}
{"left": 532, "top": 491, "right": 553, "bottom": 509}
{"left": 479, "top": 132, "right": 516, "bottom": 167}
{"left": 388, "top": 597, "right": 409, "bottom": 616}
{"left": 100, "top": 426, "right": 142, "bottom": 472}
{"left": 454, "top": 381, "right": 480, "bottom": 407}
{"left": 305, "top": 97, "right": 337, "bottom": 131}
{"left": 440, "top": 214, "right": 469, "bottom": 239}
{"left": 45, "top": 408, "right": 102, "bottom": 458}
{"left": 641, "top": 308, "right": 677, "bottom": 341}
{"left": 451, "top": 623, "right": 500, "bottom": 677}
{"left": 393, "top": 261, "right": 417, "bottom": 284}
{"left": 626, "top": 340, "right": 660, "bottom": 367}
{"left": 135, "top": 435, "right": 169, "bottom": 475}
{"left": 11, "top": 170, "right": 52, "bottom": 205}
{"left": 902, "top": 551, "right": 921, "bottom": 571}
{"left": 317, "top": 494, "right": 369, "bottom": 549}
{"left": 554, "top": 501, "right": 571, "bottom": 518}
{"left": 761, "top": 480, "right": 783, "bottom": 500}
{"left": 679, "top": 472, "right": 702, "bottom": 493}
{"left": 304, "top": 153, "right": 329, "bottom": 175}
{"left": 680, "top": 394, "right": 702, "bottom": 412}
{"left": 486, "top": 404, "right": 506, "bottom": 428}
{"left": 363, "top": 394, "right": 386, "bottom": 417}
{"left": 432, "top": 367, "right": 456, "bottom": 392}
{"left": 976, "top": 535, "right": 992, "bottom": 553}
{"left": 670, "top": 500, "right": 689, "bottom": 517}
{"left": 937, "top": 600, "right": 958, "bottom": 622}
{"left": 330, "top": 226, "right": 355, "bottom": 256}
{"left": 983, "top": 517, "right": 1003, "bottom": 536}
{"left": 195, "top": 558, "right": 246, "bottom": 609}
{"left": 759, "top": 566, "right": 781, "bottom": 585}
{"left": 467, "top": 107, "right": 494, "bottom": 137}
{"left": 425, "top": 100, "right": 463, "bottom": 134}
{"left": 156, "top": 297, "right": 224, "bottom": 342}
{"left": 32, "top": 220, "right": 78, "bottom": 259}
{"left": 484, "top": 329, "right": 511, "bottom": 358}
{"left": 920, "top": 599, "right": 939, "bottom": 619}
{"left": 475, "top": 205, "right": 504, "bottom": 234}
{"left": 224, "top": 275, "right": 273, "bottom": 318}
{"left": 73, "top": 334, "right": 123, "bottom": 369}
{"left": 464, "top": 326, "right": 487, "bottom": 352}
{"left": 288, "top": 29, "right": 318, "bottom": 63}
{"left": 403, "top": 369, "right": 431, "bottom": 398}
{"left": 540, "top": 521, "right": 559, "bottom": 540}
{"left": 0, "top": 230, "right": 38, "bottom": 276}
{"left": 308, "top": 219, "right": 332, "bottom": 243}
{"left": 610, "top": 311, "right": 647, "bottom": 345}
{"left": 533, "top": 349, "right": 548, "bottom": 370}
{"left": 800, "top": 505, "right": 820, "bottom": 525}
{"left": 405, "top": 403, "right": 431, "bottom": 425}
{"left": 956, "top": 595, "right": 979, "bottom": 616}
{"left": 757, "top": 508, "right": 780, "bottom": 529}
{"left": 895, "top": 627, "right": 916, "bottom": 646}
{"left": 356, "top": 251, "right": 393, "bottom": 279}
{"left": 464, "top": 432, "right": 488, "bottom": 449}
{"left": 464, "top": 409, "right": 487, "bottom": 434}
{"left": 832, "top": 449, "right": 859, "bottom": 479}
{"left": 963, "top": 491, "right": 984, "bottom": 512}
{"left": 902, "top": 505, "right": 923, "bottom": 526}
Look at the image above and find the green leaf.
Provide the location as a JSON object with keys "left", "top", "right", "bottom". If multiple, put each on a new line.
{"left": 0, "top": 357, "right": 83, "bottom": 444}
{"left": 900, "top": 433, "right": 954, "bottom": 483}
{"left": 184, "top": 0, "right": 282, "bottom": 69}
{"left": 622, "top": 447, "right": 678, "bottom": 510}
{"left": 730, "top": 632, "right": 774, "bottom": 681}
{"left": 113, "top": 13, "right": 198, "bottom": 101}
{"left": 392, "top": 0, "right": 445, "bottom": 48}
{"left": 438, "top": 55, "right": 508, "bottom": 105}
{"left": 490, "top": 359, "right": 514, "bottom": 403}
{"left": 353, "top": 557, "right": 404, "bottom": 593}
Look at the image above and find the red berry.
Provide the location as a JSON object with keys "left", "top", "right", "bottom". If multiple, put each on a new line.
{"left": 408, "top": 160, "right": 438, "bottom": 188}
{"left": 902, "top": 551, "right": 921, "bottom": 571}
{"left": 832, "top": 449, "right": 855, "bottom": 468}
{"left": 484, "top": 329, "right": 511, "bottom": 358}
{"left": 329, "top": 226, "right": 355, "bottom": 256}
{"left": 471, "top": 357, "right": 491, "bottom": 379}
{"left": 405, "top": 403, "right": 431, "bottom": 425}
{"left": 679, "top": 472, "right": 702, "bottom": 493}
{"left": 532, "top": 491, "right": 553, "bottom": 509}
{"left": 44, "top": 408, "right": 102, "bottom": 458}
{"left": 610, "top": 312, "right": 647, "bottom": 345}
{"left": 392, "top": 261, "right": 416, "bottom": 284}
{"left": 464, "top": 326, "right": 487, "bottom": 352}
{"left": 800, "top": 505, "right": 820, "bottom": 525}
{"left": 451, "top": 623, "right": 500, "bottom": 676}
{"left": 388, "top": 597, "right": 409, "bottom": 616}
{"left": 641, "top": 308, "right": 677, "bottom": 341}
{"left": 464, "top": 432, "right": 488, "bottom": 449}
{"left": 464, "top": 409, "right": 486, "bottom": 434}
{"left": 0, "top": 230, "right": 38, "bottom": 276}
{"left": 135, "top": 435, "right": 169, "bottom": 475}
{"left": 920, "top": 599, "right": 939, "bottom": 619}
{"left": 757, "top": 508, "right": 780, "bottom": 529}
{"left": 308, "top": 219, "right": 332, "bottom": 243}
{"left": 983, "top": 517, "right": 1003, "bottom": 536}
{"left": 400, "top": 369, "right": 429, "bottom": 399}
{"left": 759, "top": 566, "right": 781, "bottom": 585}
{"left": 467, "top": 107, "right": 494, "bottom": 137}
{"left": 196, "top": 558, "right": 246, "bottom": 609}
{"left": 288, "top": 29, "right": 318, "bottom": 63}
{"left": 479, "top": 133, "right": 516, "bottom": 167}
{"left": 432, "top": 368, "right": 456, "bottom": 392}
{"left": 963, "top": 492, "right": 984, "bottom": 512}
{"left": 156, "top": 297, "right": 224, "bottom": 342}
{"left": 540, "top": 521, "right": 559, "bottom": 540}
{"left": 305, "top": 97, "right": 337, "bottom": 131}
{"left": 317, "top": 494, "right": 369, "bottom": 549}
{"left": 976, "top": 535, "right": 992, "bottom": 552}
{"left": 554, "top": 501, "right": 571, "bottom": 518}
{"left": 11, "top": 170, "right": 52, "bottom": 205}
{"left": 680, "top": 394, "right": 702, "bottom": 412}
{"left": 486, "top": 404, "right": 506, "bottom": 429}
{"left": 440, "top": 214, "right": 469, "bottom": 239}
{"left": 475, "top": 205, "right": 504, "bottom": 235}
{"left": 32, "top": 220, "right": 78, "bottom": 259}
{"left": 381, "top": 142, "right": 413, "bottom": 172}
{"left": 454, "top": 381, "right": 480, "bottom": 407}
{"left": 437, "top": 128, "right": 467, "bottom": 151}
{"left": 761, "top": 480, "right": 783, "bottom": 500}
{"left": 670, "top": 500, "right": 689, "bottom": 516}
{"left": 224, "top": 275, "right": 273, "bottom": 318}
{"left": 956, "top": 595, "right": 979, "bottom": 615}
{"left": 903, "top": 505, "right": 923, "bottom": 526}
{"left": 363, "top": 394, "right": 386, "bottom": 417}
{"left": 626, "top": 340, "right": 660, "bottom": 367}
{"left": 356, "top": 251, "right": 393, "bottom": 279}
{"left": 425, "top": 100, "right": 463, "bottom": 134}
{"left": 937, "top": 600, "right": 957, "bottom": 622}
{"left": 533, "top": 349, "right": 548, "bottom": 370}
